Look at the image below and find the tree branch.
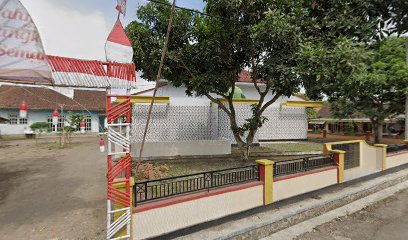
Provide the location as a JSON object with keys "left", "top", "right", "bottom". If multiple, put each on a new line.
{"left": 204, "top": 93, "right": 232, "bottom": 117}
{"left": 260, "top": 93, "right": 281, "bottom": 114}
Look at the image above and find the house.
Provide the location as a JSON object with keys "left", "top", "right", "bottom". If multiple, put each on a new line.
{"left": 0, "top": 85, "right": 106, "bottom": 135}
{"left": 309, "top": 104, "right": 405, "bottom": 136}
{"left": 129, "top": 70, "right": 313, "bottom": 157}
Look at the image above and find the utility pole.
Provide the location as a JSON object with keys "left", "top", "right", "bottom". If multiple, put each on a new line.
{"left": 405, "top": 39, "right": 408, "bottom": 141}
{"left": 138, "top": 0, "right": 177, "bottom": 161}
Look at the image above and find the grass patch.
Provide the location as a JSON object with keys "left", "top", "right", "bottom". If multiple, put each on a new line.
{"left": 262, "top": 141, "right": 323, "bottom": 153}
{"left": 48, "top": 144, "right": 63, "bottom": 150}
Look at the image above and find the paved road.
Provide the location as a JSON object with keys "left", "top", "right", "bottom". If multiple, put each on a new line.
{"left": 297, "top": 188, "right": 408, "bottom": 240}
{"left": 0, "top": 137, "right": 106, "bottom": 239}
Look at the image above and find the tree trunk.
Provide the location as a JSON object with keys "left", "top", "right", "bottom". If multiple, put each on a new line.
{"left": 231, "top": 130, "right": 249, "bottom": 161}
{"left": 372, "top": 120, "right": 383, "bottom": 144}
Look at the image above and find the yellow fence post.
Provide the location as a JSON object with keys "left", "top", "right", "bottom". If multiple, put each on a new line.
{"left": 112, "top": 176, "right": 135, "bottom": 239}
{"left": 374, "top": 144, "right": 387, "bottom": 170}
{"left": 328, "top": 150, "right": 345, "bottom": 183}
{"left": 255, "top": 159, "right": 274, "bottom": 205}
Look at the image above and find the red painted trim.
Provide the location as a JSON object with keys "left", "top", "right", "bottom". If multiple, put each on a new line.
{"left": 274, "top": 166, "right": 338, "bottom": 182}
{"left": 134, "top": 181, "right": 263, "bottom": 213}
{"left": 333, "top": 153, "right": 340, "bottom": 183}
{"left": 387, "top": 150, "right": 408, "bottom": 157}
{"left": 258, "top": 165, "right": 266, "bottom": 205}
{"left": 47, "top": 55, "right": 136, "bottom": 81}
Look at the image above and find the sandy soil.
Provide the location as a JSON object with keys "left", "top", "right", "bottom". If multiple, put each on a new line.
{"left": 0, "top": 137, "right": 106, "bottom": 240}
{"left": 296, "top": 188, "right": 408, "bottom": 240}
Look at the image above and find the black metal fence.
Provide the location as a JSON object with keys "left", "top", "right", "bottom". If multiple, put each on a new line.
{"left": 134, "top": 165, "right": 259, "bottom": 205}
{"left": 387, "top": 144, "right": 407, "bottom": 153}
{"left": 274, "top": 154, "right": 336, "bottom": 177}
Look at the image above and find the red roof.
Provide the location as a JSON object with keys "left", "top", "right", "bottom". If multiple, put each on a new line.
{"left": 0, "top": 85, "right": 105, "bottom": 112}
{"left": 237, "top": 70, "right": 263, "bottom": 83}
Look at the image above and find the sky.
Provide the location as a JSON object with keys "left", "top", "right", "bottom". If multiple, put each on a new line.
{"left": 20, "top": 0, "right": 205, "bottom": 61}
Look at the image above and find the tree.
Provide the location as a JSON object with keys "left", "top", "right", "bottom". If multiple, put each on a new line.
{"left": 330, "top": 37, "right": 408, "bottom": 143}
{"left": 126, "top": 0, "right": 387, "bottom": 160}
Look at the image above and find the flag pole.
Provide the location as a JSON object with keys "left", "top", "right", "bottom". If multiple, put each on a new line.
{"left": 138, "top": 0, "right": 177, "bottom": 161}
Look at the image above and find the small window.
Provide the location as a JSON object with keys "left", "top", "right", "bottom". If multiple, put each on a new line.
{"left": 9, "top": 114, "right": 27, "bottom": 125}
{"left": 19, "top": 118, "right": 28, "bottom": 125}
{"left": 47, "top": 115, "right": 65, "bottom": 131}
{"left": 9, "top": 114, "right": 18, "bottom": 125}
{"left": 85, "top": 115, "right": 92, "bottom": 131}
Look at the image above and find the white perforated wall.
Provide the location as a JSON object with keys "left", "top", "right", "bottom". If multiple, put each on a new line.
{"left": 131, "top": 105, "right": 307, "bottom": 143}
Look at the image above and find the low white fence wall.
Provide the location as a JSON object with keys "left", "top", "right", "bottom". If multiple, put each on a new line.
{"left": 132, "top": 182, "right": 263, "bottom": 239}
{"left": 387, "top": 151, "right": 408, "bottom": 168}
{"left": 132, "top": 139, "right": 231, "bottom": 157}
{"left": 360, "top": 141, "right": 383, "bottom": 171}
{"left": 324, "top": 140, "right": 385, "bottom": 174}
{"left": 273, "top": 167, "right": 338, "bottom": 202}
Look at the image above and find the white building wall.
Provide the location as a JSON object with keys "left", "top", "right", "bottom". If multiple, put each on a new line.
{"left": 132, "top": 81, "right": 308, "bottom": 143}
{"left": 0, "top": 109, "right": 101, "bottom": 135}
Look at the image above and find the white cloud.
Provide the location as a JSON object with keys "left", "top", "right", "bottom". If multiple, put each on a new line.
{"left": 20, "top": 0, "right": 111, "bottom": 60}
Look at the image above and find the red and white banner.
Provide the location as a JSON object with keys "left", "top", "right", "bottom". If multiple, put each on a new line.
{"left": 105, "top": 19, "right": 133, "bottom": 64}
{"left": 116, "top": 0, "right": 126, "bottom": 16}
{"left": 0, "top": 0, "right": 53, "bottom": 84}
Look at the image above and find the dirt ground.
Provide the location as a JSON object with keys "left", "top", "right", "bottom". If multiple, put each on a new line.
{"left": 0, "top": 136, "right": 106, "bottom": 240}
{"left": 296, "top": 188, "right": 408, "bottom": 240}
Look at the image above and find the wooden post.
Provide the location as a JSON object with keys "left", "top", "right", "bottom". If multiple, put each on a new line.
{"left": 405, "top": 39, "right": 408, "bottom": 142}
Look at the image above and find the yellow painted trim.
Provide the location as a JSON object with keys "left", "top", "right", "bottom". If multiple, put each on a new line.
{"left": 256, "top": 159, "right": 274, "bottom": 205}
{"left": 112, "top": 177, "right": 135, "bottom": 188}
{"left": 374, "top": 144, "right": 387, "bottom": 170}
{"left": 256, "top": 159, "right": 275, "bottom": 166}
{"left": 281, "top": 100, "right": 324, "bottom": 108}
{"left": 329, "top": 150, "right": 345, "bottom": 183}
{"left": 325, "top": 140, "right": 364, "bottom": 147}
{"left": 211, "top": 98, "right": 259, "bottom": 105}
{"left": 116, "top": 95, "right": 170, "bottom": 104}
{"left": 328, "top": 149, "right": 346, "bottom": 154}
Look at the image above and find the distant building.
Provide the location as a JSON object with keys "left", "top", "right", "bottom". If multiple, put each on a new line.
{"left": 309, "top": 104, "right": 405, "bottom": 137}
{"left": 0, "top": 85, "right": 106, "bottom": 135}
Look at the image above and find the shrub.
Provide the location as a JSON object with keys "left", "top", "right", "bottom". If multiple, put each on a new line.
{"left": 30, "top": 122, "right": 49, "bottom": 132}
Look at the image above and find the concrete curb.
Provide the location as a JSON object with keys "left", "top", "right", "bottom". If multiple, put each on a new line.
{"left": 262, "top": 180, "right": 408, "bottom": 240}
{"left": 226, "top": 169, "right": 408, "bottom": 240}
{"left": 168, "top": 164, "right": 408, "bottom": 240}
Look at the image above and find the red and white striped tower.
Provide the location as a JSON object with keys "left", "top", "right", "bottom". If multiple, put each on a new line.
{"left": 106, "top": 1, "right": 134, "bottom": 239}
{"left": 106, "top": 95, "right": 132, "bottom": 239}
